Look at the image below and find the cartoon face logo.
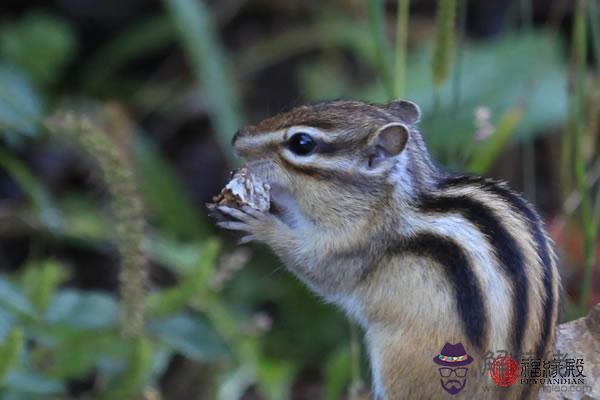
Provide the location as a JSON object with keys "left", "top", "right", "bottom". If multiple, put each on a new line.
{"left": 433, "top": 342, "right": 474, "bottom": 395}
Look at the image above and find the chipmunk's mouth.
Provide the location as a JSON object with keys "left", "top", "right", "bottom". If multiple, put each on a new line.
{"left": 267, "top": 183, "right": 290, "bottom": 214}
{"left": 244, "top": 160, "right": 302, "bottom": 225}
{"left": 245, "top": 160, "right": 275, "bottom": 180}
{"left": 245, "top": 161, "right": 281, "bottom": 191}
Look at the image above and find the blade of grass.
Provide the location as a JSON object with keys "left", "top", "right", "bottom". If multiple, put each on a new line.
{"left": 451, "top": 0, "right": 466, "bottom": 112}
{"left": 571, "top": 0, "right": 596, "bottom": 313}
{"left": 394, "top": 0, "right": 410, "bottom": 99}
{"left": 432, "top": 0, "right": 457, "bottom": 87}
{"left": 367, "top": 0, "right": 394, "bottom": 98}
{"left": 0, "top": 148, "right": 62, "bottom": 230}
{"left": 348, "top": 321, "right": 365, "bottom": 400}
{"left": 323, "top": 346, "right": 351, "bottom": 400}
{"left": 146, "top": 238, "right": 219, "bottom": 315}
{"left": 431, "top": 0, "right": 457, "bottom": 165}
{"left": 592, "top": 157, "right": 600, "bottom": 237}
{"left": 588, "top": 0, "right": 600, "bottom": 76}
{"left": 163, "top": 0, "right": 243, "bottom": 165}
{"left": 134, "top": 133, "right": 210, "bottom": 240}
{"left": 520, "top": 0, "right": 536, "bottom": 202}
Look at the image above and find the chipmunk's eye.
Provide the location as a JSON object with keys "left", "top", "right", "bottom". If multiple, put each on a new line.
{"left": 287, "top": 132, "right": 316, "bottom": 156}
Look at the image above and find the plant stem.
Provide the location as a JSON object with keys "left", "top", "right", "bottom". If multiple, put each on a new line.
{"left": 367, "top": 0, "right": 394, "bottom": 98}
{"left": 46, "top": 110, "right": 147, "bottom": 337}
{"left": 451, "top": 0, "right": 466, "bottom": 112}
{"left": 571, "top": 0, "right": 595, "bottom": 313}
{"left": 349, "top": 321, "right": 364, "bottom": 399}
{"left": 520, "top": 0, "right": 536, "bottom": 202}
{"left": 394, "top": 0, "right": 410, "bottom": 99}
{"left": 163, "top": 0, "right": 243, "bottom": 165}
{"left": 587, "top": 0, "right": 600, "bottom": 76}
{"left": 432, "top": 0, "right": 457, "bottom": 87}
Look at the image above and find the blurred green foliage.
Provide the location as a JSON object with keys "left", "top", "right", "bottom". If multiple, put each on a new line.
{"left": 0, "top": 12, "right": 76, "bottom": 88}
{"left": 0, "top": 1, "right": 598, "bottom": 399}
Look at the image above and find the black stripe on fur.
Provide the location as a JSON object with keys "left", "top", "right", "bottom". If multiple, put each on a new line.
{"left": 418, "top": 191, "right": 529, "bottom": 360}
{"left": 392, "top": 233, "right": 488, "bottom": 351}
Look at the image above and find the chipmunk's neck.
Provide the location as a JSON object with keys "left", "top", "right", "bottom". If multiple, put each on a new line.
{"left": 389, "top": 131, "right": 444, "bottom": 202}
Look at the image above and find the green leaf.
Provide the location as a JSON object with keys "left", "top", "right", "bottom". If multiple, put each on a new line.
{"left": 20, "top": 260, "right": 68, "bottom": 313}
{"left": 0, "top": 65, "right": 43, "bottom": 145}
{"left": 0, "top": 12, "right": 77, "bottom": 87}
{"left": 150, "top": 313, "right": 228, "bottom": 362}
{"left": 102, "top": 338, "right": 155, "bottom": 400}
{"left": 416, "top": 32, "right": 567, "bottom": 154}
{"left": 217, "top": 367, "right": 255, "bottom": 400}
{"left": 324, "top": 346, "right": 351, "bottom": 400}
{"left": 256, "top": 358, "right": 295, "bottom": 400}
{"left": 340, "top": 31, "right": 568, "bottom": 166}
{"left": 45, "top": 290, "right": 119, "bottom": 330}
{"left": 0, "top": 309, "right": 15, "bottom": 341}
{"left": 147, "top": 238, "right": 220, "bottom": 315}
{"left": 0, "top": 148, "right": 62, "bottom": 230}
{"left": 0, "top": 276, "right": 36, "bottom": 318}
{"left": 3, "top": 371, "right": 64, "bottom": 396}
{"left": 0, "top": 149, "right": 63, "bottom": 232}
{"left": 143, "top": 236, "right": 204, "bottom": 275}
{"left": 57, "top": 194, "right": 109, "bottom": 241}
{"left": 45, "top": 330, "right": 128, "bottom": 380}
{"left": 0, "top": 329, "right": 23, "bottom": 384}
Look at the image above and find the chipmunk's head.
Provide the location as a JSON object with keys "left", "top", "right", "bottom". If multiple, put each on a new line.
{"left": 232, "top": 100, "right": 427, "bottom": 230}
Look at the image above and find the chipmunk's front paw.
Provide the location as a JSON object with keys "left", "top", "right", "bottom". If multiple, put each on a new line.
{"left": 215, "top": 205, "right": 282, "bottom": 244}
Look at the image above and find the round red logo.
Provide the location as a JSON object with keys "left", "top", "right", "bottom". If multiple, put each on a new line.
{"left": 489, "top": 356, "right": 519, "bottom": 387}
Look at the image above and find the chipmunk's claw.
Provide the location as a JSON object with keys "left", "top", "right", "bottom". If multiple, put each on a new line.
{"left": 216, "top": 221, "right": 248, "bottom": 231}
{"left": 216, "top": 205, "right": 280, "bottom": 243}
{"left": 238, "top": 235, "right": 255, "bottom": 245}
{"left": 217, "top": 205, "right": 250, "bottom": 222}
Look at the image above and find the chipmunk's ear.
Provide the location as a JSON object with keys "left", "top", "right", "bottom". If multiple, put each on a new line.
{"left": 367, "top": 122, "right": 409, "bottom": 168}
{"left": 383, "top": 100, "right": 421, "bottom": 124}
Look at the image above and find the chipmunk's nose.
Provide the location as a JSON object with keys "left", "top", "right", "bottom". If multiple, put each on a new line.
{"left": 231, "top": 129, "right": 247, "bottom": 158}
{"left": 232, "top": 128, "right": 279, "bottom": 160}
{"left": 232, "top": 128, "right": 264, "bottom": 159}
{"left": 231, "top": 129, "right": 242, "bottom": 147}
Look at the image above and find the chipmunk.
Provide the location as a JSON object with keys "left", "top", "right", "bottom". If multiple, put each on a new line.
{"left": 213, "top": 100, "right": 561, "bottom": 399}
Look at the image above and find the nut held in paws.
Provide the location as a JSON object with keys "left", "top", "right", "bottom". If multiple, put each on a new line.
{"left": 209, "top": 168, "right": 270, "bottom": 212}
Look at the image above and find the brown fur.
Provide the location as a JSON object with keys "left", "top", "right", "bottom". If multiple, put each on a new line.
{"left": 216, "top": 100, "right": 560, "bottom": 400}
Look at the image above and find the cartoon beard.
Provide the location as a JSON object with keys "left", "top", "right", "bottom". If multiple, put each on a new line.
{"left": 440, "top": 378, "right": 467, "bottom": 395}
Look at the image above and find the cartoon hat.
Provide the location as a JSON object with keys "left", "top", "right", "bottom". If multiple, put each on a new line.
{"left": 433, "top": 343, "right": 474, "bottom": 367}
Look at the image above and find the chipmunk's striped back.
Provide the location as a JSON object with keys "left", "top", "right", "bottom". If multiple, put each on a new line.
{"left": 401, "top": 174, "right": 559, "bottom": 398}
{"left": 352, "top": 170, "right": 560, "bottom": 399}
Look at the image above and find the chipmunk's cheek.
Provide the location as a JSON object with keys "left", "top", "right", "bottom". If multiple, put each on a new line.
{"left": 269, "top": 183, "right": 304, "bottom": 228}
